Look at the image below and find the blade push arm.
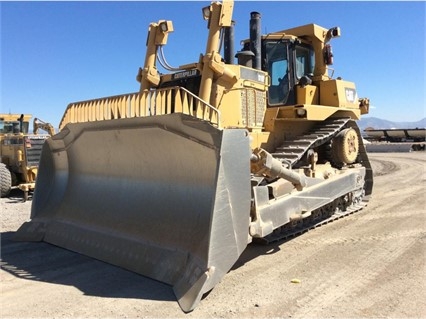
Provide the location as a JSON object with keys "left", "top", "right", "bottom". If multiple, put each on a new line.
{"left": 137, "top": 20, "right": 174, "bottom": 91}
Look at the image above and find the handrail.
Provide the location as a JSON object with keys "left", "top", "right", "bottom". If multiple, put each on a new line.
{"left": 59, "top": 86, "right": 221, "bottom": 130}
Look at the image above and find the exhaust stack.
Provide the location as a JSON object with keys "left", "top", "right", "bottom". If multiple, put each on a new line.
{"left": 224, "top": 21, "right": 235, "bottom": 64}
{"left": 250, "top": 12, "right": 262, "bottom": 70}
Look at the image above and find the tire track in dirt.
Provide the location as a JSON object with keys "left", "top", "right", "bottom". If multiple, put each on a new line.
{"left": 291, "top": 227, "right": 423, "bottom": 317}
{"left": 354, "top": 238, "right": 426, "bottom": 317}
{"left": 370, "top": 158, "right": 401, "bottom": 177}
{"left": 290, "top": 228, "right": 425, "bottom": 247}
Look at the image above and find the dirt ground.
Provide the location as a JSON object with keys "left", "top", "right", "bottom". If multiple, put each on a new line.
{"left": 1, "top": 152, "right": 425, "bottom": 318}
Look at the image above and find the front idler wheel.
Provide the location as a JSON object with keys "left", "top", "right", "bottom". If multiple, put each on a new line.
{"left": 331, "top": 128, "right": 359, "bottom": 167}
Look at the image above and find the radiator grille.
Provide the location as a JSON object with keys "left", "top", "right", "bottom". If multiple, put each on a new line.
{"left": 25, "top": 136, "right": 48, "bottom": 166}
{"left": 241, "top": 89, "right": 266, "bottom": 128}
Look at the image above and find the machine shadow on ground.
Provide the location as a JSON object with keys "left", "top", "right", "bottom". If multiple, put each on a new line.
{"left": 3, "top": 188, "right": 31, "bottom": 204}
{"left": 0, "top": 232, "right": 175, "bottom": 303}
{"left": 1, "top": 226, "right": 289, "bottom": 306}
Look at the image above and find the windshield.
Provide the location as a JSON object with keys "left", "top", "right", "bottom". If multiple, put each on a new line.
{"left": 0, "top": 120, "right": 29, "bottom": 134}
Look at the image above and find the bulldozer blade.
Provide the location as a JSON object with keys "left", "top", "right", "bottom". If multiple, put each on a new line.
{"left": 15, "top": 113, "right": 251, "bottom": 312}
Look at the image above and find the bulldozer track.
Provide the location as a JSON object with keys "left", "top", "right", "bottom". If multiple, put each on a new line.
{"left": 272, "top": 117, "right": 351, "bottom": 166}
{"left": 254, "top": 117, "right": 372, "bottom": 244}
{"left": 257, "top": 197, "right": 368, "bottom": 244}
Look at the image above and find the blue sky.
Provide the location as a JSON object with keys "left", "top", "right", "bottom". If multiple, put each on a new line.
{"left": 1, "top": 1, "right": 425, "bottom": 127}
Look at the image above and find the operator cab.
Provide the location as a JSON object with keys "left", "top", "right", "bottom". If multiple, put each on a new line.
{"left": 238, "top": 37, "right": 315, "bottom": 107}
{"left": 264, "top": 40, "right": 314, "bottom": 106}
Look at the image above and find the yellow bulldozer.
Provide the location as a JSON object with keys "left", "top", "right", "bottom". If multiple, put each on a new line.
{"left": 16, "top": 0, "right": 373, "bottom": 312}
{"left": 0, "top": 114, "right": 53, "bottom": 200}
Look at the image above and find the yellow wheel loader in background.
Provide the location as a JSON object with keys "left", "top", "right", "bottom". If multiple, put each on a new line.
{"left": 16, "top": 0, "right": 373, "bottom": 312}
{"left": 0, "top": 114, "right": 52, "bottom": 201}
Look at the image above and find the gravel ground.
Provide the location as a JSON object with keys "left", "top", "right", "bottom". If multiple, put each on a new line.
{"left": 1, "top": 152, "right": 425, "bottom": 318}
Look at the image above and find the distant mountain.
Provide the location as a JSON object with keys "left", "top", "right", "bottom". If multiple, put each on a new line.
{"left": 358, "top": 117, "right": 426, "bottom": 131}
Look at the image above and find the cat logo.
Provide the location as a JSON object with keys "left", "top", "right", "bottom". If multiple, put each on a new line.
{"left": 172, "top": 69, "right": 199, "bottom": 80}
{"left": 345, "top": 88, "right": 357, "bottom": 103}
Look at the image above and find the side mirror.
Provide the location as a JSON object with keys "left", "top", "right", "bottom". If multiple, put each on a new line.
{"left": 299, "top": 75, "right": 312, "bottom": 87}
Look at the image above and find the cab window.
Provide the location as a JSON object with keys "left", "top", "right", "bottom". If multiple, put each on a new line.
{"left": 295, "top": 45, "right": 314, "bottom": 79}
{"left": 265, "top": 41, "right": 290, "bottom": 105}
